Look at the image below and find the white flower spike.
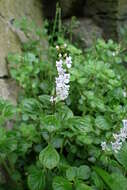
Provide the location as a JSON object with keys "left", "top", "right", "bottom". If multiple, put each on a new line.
{"left": 51, "top": 44, "right": 72, "bottom": 102}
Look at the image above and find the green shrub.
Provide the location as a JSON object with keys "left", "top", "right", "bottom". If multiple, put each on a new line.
{"left": 0, "top": 20, "right": 127, "bottom": 190}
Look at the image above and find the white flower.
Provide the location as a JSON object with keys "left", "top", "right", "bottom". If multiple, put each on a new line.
{"left": 111, "top": 120, "right": 127, "bottom": 153}
{"left": 111, "top": 141, "right": 122, "bottom": 153}
{"left": 101, "top": 120, "right": 127, "bottom": 153}
{"left": 50, "top": 96, "right": 55, "bottom": 103}
{"left": 52, "top": 45, "right": 72, "bottom": 102}
{"left": 56, "top": 45, "right": 59, "bottom": 50}
{"left": 64, "top": 53, "right": 67, "bottom": 58}
{"left": 59, "top": 54, "right": 62, "bottom": 58}
{"left": 64, "top": 74, "right": 70, "bottom": 84}
{"left": 55, "top": 56, "right": 71, "bottom": 100}
{"left": 101, "top": 141, "right": 108, "bottom": 151}
{"left": 64, "top": 43, "right": 67, "bottom": 48}
{"left": 65, "top": 56, "right": 72, "bottom": 68}
{"left": 123, "top": 91, "right": 127, "bottom": 97}
{"left": 122, "top": 120, "right": 127, "bottom": 128}
{"left": 57, "top": 66, "right": 63, "bottom": 73}
{"left": 56, "top": 77, "right": 63, "bottom": 88}
{"left": 56, "top": 60, "right": 63, "bottom": 68}
{"left": 112, "top": 52, "right": 116, "bottom": 56}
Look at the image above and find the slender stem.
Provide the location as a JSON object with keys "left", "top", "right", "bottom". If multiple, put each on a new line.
{"left": 51, "top": 3, "right": 59, "bottom": 44}
{"left": 7, "top": 156, "right": 15, "bottom": 172}
{"left": 58, "top": 7, "right": 62, "bottom": 36}
{"left": 52, "top": 101, "right": 56, "bottom": 114}
{"left": 0, "top": 156, "right": 12, "bottom": 176}
{"left": 0, "top": 156, "right": 23, "bottom": 190}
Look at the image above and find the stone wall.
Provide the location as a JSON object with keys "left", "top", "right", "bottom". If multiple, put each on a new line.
{"left": 84, "top": 0, "right": 127, "bottom": 39}
{"left": 43, "top": 0, "right": 127, "bottom": 40}
{"left": 118, "top": 0, "right": 127, "bottom": 19}
{"left": 0, "top": 0, "right": 43, "bottom": 103}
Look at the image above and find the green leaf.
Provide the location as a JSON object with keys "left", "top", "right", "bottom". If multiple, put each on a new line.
{"left": 76, "top": 134, "right": 93, "bottom": 145}
{"left": 0, "top": 98, "right": 16, "bottom": 125}
{"left": 77, "top": 165, "right": 91, "bottom": 180}
{"left": 115, "top": 143, "right": 127, "bottom": 170}
{"left": 94, "top": 167, "right": 127, "bottom": 190}
{"left": 66, "top": 165, "right": 91, "bottom": 181}
{"left": 0, "top": 128, "right": 6, "bottom": 145}
{"left": 91, "top": 171, "right": 104, "bottom": 190}
{"left": 66, "top": 167, "right": 77, "bottom": 181}
{"left": 75, "top": 181, "right": 93, "bottom": 190}
{"left": 40, "top": 115, "right": 60, "bottom": 133}
{"left": 56, "top": 104, "right": 73, "bottom": 121}
{"left": 38, "top": 95, "right": 51, "bottom": 109}
{"left": 93, "top": 167, "right": 114, "bottom": 189}
{"left": 20, "top": 123, "right": 39, "bottom": 142}
{"left": 39, "top": 145, "right": 60, "bottom": 169}
{"left": 28, "top": 167, "right": 45, "bottom": 190}
{"left": 51, "top": 137, "right": 64, "bottom": 148}
{"left": 95, "top": 116, "right": 111, "bottom": 130}
{"left": 68, "top": 116, "right": 93, "bottom": 133}
{"left": 53, "top": 176, "right": 72, "bottom": 190}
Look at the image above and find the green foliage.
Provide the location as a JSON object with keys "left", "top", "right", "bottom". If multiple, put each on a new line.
{"left": 66, "top": 165, "right": 91, "bottom": 181}
{"left": 94, "top": 167, "right": 127, "bottom": 190}
{"left": 115, "top": 143, "right": 127, "bottom": 170}
{"left": 1, "top": 18, "right": 127, "bottom": 190}
{"left": 39, "top": 145, "right": 60, "bottom": 169}
{"left": 28, "top": 166, "right": 45, "bottom": 190}
{"left": 52, "top": 176, "right": 72, "bottom": 190}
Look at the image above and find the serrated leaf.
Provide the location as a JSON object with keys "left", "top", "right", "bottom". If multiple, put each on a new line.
{"left": 56, "top": 104, "right": 73, "bottom": 121}
{"left": 68, "top": 116, "right": 93, "bottom": 133}
{"left": 115, "top": 143, "right": 127, "bottom": 170}
{"left": 39, "top": 145, "right": 60, "bottom": 169}
{"left": 53, "top": 176, "right": 72, "bottom": 190}
{"left": 95, "top": 116, "right": 111, "bottom": 130}
{"left": 77, "top": 165, "right": 91, "bottom": 180}
{"left": 40, "top": 115, "right": 60, "bottom": 133}
{"left": 28, "top": 167, "right": 45, "bottom": 190}
{"left": 77, "top": 134, "right": 93, "bottom": 145}
{"left": 38, "top": 95, "right": 51, "bottom": 108}
{"left": 66, "top": 167, "right": 77, "bottom": 181}
{"left": 75, "top": 181, "right": 92, "bottom": 190}
{"left": 94, "top": 167, "right": 127, "bottom": 190}
{"left": 91, "top": 171, "right": 104, "bottom": 190}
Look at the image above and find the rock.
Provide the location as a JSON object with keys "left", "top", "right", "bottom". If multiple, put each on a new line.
{"left": 0, "top": 0, "right": 45, "bottom": 103}
{"left": 0, "top": 79, "right": 18, "bottom": 105}
{"left": 42, "top": 0, "right": 127, "bottom": 40}
{"left": 0, "top": 0, "right": 43, "bottom": 26}
{"left": 42, "top": 0, "right": 85, "bottom": 19}
{"left": 117, "top": 0, "right": 127, "bottom": 19}
{"left": 0, "top": 0, "right": 43, "bottom": 77}
{"left": 64, "top": 18, "right": 102, "bottom": 49}
{"left": 42, "top": 0, "right": 57, "bottom": 19}
{"left": 84, "top": 0, "right": 127, "bottom": 39}
{"left": 59, "top": 0, "right": 85, "bottom": 18}
{"left": 0, "top": 19, "right": 21, "bottom": 77}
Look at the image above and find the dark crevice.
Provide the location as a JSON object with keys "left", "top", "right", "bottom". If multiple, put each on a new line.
{"left": 0, "top": 76, "right": 9, "bottom": 79}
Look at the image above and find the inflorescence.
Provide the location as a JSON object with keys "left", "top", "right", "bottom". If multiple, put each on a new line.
{"left": 50, "top": 44, "right": 72, "bottom": 103}
{"left": 101, "top": 120, "right": 127, "bottom": 153}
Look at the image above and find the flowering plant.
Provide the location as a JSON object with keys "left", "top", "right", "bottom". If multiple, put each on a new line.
{"left": 1, "top": 22, "right": 127, "bottom": 190}
{"left": 50, "top": 44, "right": 72, "bottom": 102}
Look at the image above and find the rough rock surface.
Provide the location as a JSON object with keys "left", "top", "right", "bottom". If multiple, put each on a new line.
{"left": 0, "top": 80, "right": 18, "bottom": 105}
{"left": 0, "top": 0, "right": 43, "bottom": 103}
{"left": 83, "top": 0, "right": 127, "bottom": 39}
{"left": 43, "top": 0, "right": 127, "bottom": 39}
{"left": 0, "top": 0, "right": 43, "bottom": 77}
{"left": 42, "top": 0, "right": 85, "bottom": 19}
{"left": 64, "top": 18, "right": 102, "bottom": 49}
{"left": 59, "top": 0, "right": 85, "bottom": 18}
